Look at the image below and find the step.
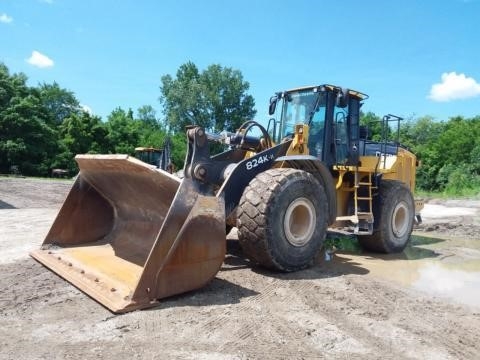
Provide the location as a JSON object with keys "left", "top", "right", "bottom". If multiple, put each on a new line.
{"left": 357, "top": 212, "right": 374, "bottom": 220}
{"left": 336, "top": 213, "right": 373, "bottom": 222}
{"left": 354, "top": 229, "right": 374, "bottom": 235}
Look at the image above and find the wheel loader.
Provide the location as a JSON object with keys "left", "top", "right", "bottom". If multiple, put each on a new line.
{"left": 31, "top": 84, "right": 423, "bottom": 313}
{"left": 134, "top": 137, "right": 172, "bottom": 171}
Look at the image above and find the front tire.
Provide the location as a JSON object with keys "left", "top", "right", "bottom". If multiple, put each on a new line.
{"left": 237, "top": 168, "right": 328, "bottom": 271}
{"left": 359, "top": 180, "right": 415, "bottom": 253}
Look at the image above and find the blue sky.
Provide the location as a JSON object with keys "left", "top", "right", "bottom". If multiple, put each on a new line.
{"left": 1, "top": 0, "right": 480, "bottom": 124}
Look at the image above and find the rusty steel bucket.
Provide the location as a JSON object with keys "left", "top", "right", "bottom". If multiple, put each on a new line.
{"left": 30, "top": 154, "right": 226, "bottom": 313}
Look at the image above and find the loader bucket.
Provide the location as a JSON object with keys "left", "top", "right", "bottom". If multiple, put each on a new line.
{"left": 30, "top": 154, "right": 226, "bottom": 313}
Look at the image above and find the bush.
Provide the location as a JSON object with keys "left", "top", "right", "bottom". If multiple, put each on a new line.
{"left": 443, "top": 163, "right": 480, "bottom": 196}
{"left": 436, "top": 164, "right": 456, "bottom": 191}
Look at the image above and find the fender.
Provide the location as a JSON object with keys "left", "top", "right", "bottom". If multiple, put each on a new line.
{"left": 218, "top": 141, "right": 292, "bottom": 217}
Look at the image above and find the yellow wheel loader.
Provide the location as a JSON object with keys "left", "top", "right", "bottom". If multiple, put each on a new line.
{"left": 134, "top": 137, "right": 172, "bottom": 171}
{"left": 31, "top": 84, "right": 423, "bottom": 313}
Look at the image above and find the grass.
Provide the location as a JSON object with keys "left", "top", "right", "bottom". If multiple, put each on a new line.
{"left": 0, "top": 175, "right": 74, "bottom": 182}
{"left": 324, "top": 234, "right": 362, "bottom": 253}
{"left": 415, "top": 186, "right": 480, "bottom": 200}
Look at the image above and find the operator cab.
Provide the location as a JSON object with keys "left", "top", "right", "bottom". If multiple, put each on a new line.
{"left": 268, "top": 85, "right": 368, "bottom": 167}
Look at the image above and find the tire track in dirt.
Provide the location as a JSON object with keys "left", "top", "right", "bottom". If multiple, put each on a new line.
{"left": 217, "top": 262, "right": 479, "bottom": 359}
{"left": 348, "top": 276, "right": 480, "bottom": 359}
{"left": 254, "top": 278, "right": 381, "bottom": 357}
{"left": 199, "top": 270, "right": 370, "bottom": 359}
{"left": 297, "top": 272, "right": 479, "bottom": 360}
{"left": 135, "top": 271, "right": 328, "bottom": 359}
{"left": 2, "top": 178, "right": 480, "bottom": 359}
{"left": 2, "top": 255, "right": 480, "bottom": 359}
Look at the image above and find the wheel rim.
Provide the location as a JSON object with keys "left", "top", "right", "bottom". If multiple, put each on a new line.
{"left": 283, "top": 197, "right": 316, "bottom": 247}
{"left": 391, "top": 201, "right": 409, "bottom": 239}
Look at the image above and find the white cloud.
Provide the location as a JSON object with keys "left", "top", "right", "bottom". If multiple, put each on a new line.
{"left": 428, "top": 72, "right": 480, "bottom": 102}
{"left": 0, "top": 13, "right": 13, "bottom": 23}
{"left": 80, "top": 104, "right": 93, "bottom": 114}
{"left": 26, "top": 50, "right": 54, "bottom": 68}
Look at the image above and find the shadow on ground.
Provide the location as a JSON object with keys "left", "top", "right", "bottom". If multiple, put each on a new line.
{"left": 148, "top": 278, "right": 260, "bottom": 311}
{"left": 223, "top": 239, "right": 370, "bottom": 281}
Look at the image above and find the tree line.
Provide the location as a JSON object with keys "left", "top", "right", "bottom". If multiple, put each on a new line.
{"left": 1, "top": 61, "right": 479, "bottom": 195}
{"left": 361, "top": 112, "right": 480, "bottom": 195}
{"left": 0, "top": 61, "right": 255, "bottom": 175}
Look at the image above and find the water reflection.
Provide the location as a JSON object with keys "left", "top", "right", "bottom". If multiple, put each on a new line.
{"left": 410, "top": 234, "right": 445, "bottom": 246}
{"left": 330, "top": 234, "right": 480, "bottom": 309}
{"left": 414, "top": 263, "right": 480, "bottom": 308}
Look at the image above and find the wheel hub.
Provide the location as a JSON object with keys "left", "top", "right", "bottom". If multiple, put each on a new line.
{"left": 284, "top": 197, "right": 316, "bottom": 247}
{"left": 392, "top": 201, "right": 409, "bottom": 237}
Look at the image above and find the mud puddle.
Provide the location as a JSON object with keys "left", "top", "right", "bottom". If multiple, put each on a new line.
{"left": 328, "top": 234, "right": 480, "bottom": 309}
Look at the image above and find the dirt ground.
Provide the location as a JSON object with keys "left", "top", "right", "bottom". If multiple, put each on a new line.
{"left": 1, "top": 177, "right": 479, "bottom": 360}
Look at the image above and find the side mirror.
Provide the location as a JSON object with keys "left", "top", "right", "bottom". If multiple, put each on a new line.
{"left": 335, "top": 88, "right": 349, "bottom": 108}
{"left": 268, "top": 95, "right": 278, "bottom": 115}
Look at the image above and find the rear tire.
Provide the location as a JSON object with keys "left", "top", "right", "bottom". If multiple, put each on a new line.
{"left": 237, "top": 168, "right": 328, "bottom": 271}
{"left": 358, "top": 180, "right": 415, "bottom": 253}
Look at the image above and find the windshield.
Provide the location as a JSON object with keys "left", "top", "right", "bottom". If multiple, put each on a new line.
{"left": 280, "top": 89, "right": 326, "bottom": 138}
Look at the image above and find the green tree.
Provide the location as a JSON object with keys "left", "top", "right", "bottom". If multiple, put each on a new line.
{"left": 105, "top": 107, "right": 140, "bottom": 154}
{"left": 170, "top": 132, "right": 187, "bottom": 169}
{"left": 399, "top": 115, "right": 480, "bottom": 193}
{"left": 470, "top": 141, "right": 480, "bottom": 174}
{"left": 0, "top": 63, "right": 57, "bottom": 175}
{"left": 399, "top": 116, "right": 444, "bottom": 152}
{"left": 396, "top": 116, "right": 445, "bottom": 190}
{"left": 38, "top": 82, "right": 81, "bottom": 125}
{"left": 444, "top": 163, "right": 480, "bottom": 196}
{"left": 159, "top": 62, "right": 256, "bottom": 133}
{"left": 137, "top": 105, "right": 161, "bottom": 130}
{"left": 201, "top": 64, "right": 256, "bottom": 132}
{"left": 136, "top": 105, "right": 167, "bottom": 149}
{"left": 55, "top": 111, "right": 107, "bottom": 173}
{"left": 360, "top": 111, "right": 383, "bottom": 140}
{"left": 433, "top": 116, "right": 479, "bottom": 166}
